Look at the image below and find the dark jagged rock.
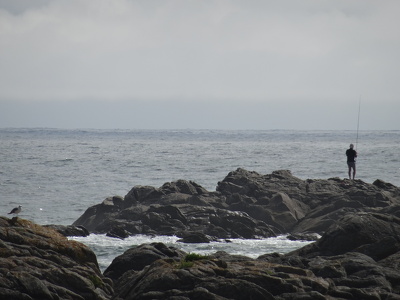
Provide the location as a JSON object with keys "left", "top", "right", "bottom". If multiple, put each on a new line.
{"left": 0, "top": 217, "right": 113, "bottom": 300}
{"left": 286, "top": 232, "right": 320, "bottom": 241}
{"left": 106, "top": 225, "right": 131, "bottom": 239}
{"left": 70, "top": 168, "right": 400, "bottom": 299}
{"left": 6, "top": 169, "right": 400, "bottom": 299}
{"left": 258, "top": 210, "right": 400, "bottom": 299}
{"left": 104, "top": 206, "right": 400, "bottom": 299}
{"left": 107, "top": 238, "right": 400, "bottom": 299}
{"left": 289, "top": 212, "right": 400, "bottom": 260}
{"left": 107, "top": 242, "right": 310, "bottom": 300}
{"left": 176, "top": 231, "right": 213, "bottom": 243}
{"left": 103, "top": 242, "right": 186, "bottom": 283}
{"left": 217, "top": 169, "right": 400, "bottom": 234}
{"left": 73, "top": 177, "right": 279, "bottom": 239}
{"left": 73, "top": 168, "right": 400, "bottom": 241}
{"left": 9, "top": 168, "right": 398, "bottom": 300}
{"left": 44, "top": 224, "right": 90, "bottom": 237}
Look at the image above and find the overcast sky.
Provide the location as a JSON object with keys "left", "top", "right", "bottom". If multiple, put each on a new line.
{"left": 0, "top": 0, "right": 399, "bottom": 130}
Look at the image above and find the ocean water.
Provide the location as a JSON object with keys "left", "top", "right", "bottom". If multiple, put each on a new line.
{"left": 1, "top": 128, "right": 399, "bottom": 270}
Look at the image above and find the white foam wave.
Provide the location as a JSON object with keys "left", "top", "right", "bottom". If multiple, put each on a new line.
{"left": 70, "top": 234, "right": 313, "bottom": 272}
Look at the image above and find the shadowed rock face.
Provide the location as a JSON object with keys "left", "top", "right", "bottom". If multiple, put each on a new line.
{"left": 0, "top": 217, "right": 113, "bottom": 300}
{"left": 73, "top": 168, "right": 400, "bottom": 240}
{"left": 105, "top": 210, "right": 400, "bottom": 300}
{"left": 103, "top": 242, "right": 186, "bottom": 282}
{"left": 290, "top": 212, "right": 400, "bottom": 260}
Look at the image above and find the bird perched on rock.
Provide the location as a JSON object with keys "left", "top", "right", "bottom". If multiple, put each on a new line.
{"left": 8, "top": 205, "right": 22, "bottom": 216}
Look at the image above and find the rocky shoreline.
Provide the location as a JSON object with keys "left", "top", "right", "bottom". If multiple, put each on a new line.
{"left": 2, "top": 168, "right": 400, "bottom": 299}
{"left": 0, "top": 216, "right": 113, "bottom": 299}
{"left": 73, "top": 168, "right": 400, "bottom": 240}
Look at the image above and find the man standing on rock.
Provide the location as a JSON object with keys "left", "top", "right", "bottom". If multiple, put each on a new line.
{"left": 346, "top": 144, "right": 357, "bottom": 179}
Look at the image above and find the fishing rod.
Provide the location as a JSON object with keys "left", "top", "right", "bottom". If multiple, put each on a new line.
{"left": 355, "top": 96, "right": 361, "bottom": 151}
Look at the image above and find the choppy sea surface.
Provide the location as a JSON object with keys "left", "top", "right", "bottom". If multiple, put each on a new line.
{"left": 1, "top": 128, "right": 399, "bottom": 270}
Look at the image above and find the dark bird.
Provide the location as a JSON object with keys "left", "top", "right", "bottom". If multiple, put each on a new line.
{"left": 8, "top": 205, "right": 22, "bottom": 215}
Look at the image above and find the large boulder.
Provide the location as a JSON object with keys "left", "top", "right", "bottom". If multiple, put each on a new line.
{"left": 103, "top": 242, "right": 186, "bottom": 282}
{"left": 107, "top": 242, "right": 331, "bottom": 300}
{"left": 0, "top": 217, "right": 113, "bottom": 300}
{"left": 290, "top": 212, "right": 400, "bottom": 260}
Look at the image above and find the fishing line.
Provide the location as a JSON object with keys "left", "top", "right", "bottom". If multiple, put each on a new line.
{"left": 356, "top": 97, "right": 361, "bottom": 151}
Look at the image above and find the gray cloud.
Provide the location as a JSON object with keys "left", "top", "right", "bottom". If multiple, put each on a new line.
{"left": 0, "top": 0, "right": 51, "bottom": 14}
{"left": 0, "top": 0, "right": 399, "bottom": 129}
